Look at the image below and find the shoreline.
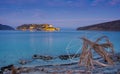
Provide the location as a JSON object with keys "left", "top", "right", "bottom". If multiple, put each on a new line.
{"left": 14, "top": 61, "right": 120, "bottom": 74}
{"left": 1, "top": 53, "right": 120, "bottom": 74}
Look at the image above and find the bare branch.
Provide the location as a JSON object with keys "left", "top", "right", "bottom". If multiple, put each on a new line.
{"left": 79, "top": 36, "right": 114, "bottom": 71}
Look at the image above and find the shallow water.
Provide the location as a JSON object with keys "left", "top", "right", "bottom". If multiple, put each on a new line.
{"left": 0, "top": 30, "right": 120, "bottom": 67}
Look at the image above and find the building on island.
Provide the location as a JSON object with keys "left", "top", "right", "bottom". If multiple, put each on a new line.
{"left": 17, "top": 24, "right": 60, "bottom": 32}
{"left": 41, "top": 24, "right": 60, "bottom": 32}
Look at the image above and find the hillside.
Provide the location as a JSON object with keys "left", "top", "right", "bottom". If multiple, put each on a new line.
{"left": 77, "top": 20, "right": 120, "bottom": 31}
{"left": 0, "top": 24, "right": 14, "bottom": 30}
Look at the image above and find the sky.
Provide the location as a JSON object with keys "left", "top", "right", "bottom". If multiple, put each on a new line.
{"left": 0, "top": 0, "right": 120, "bottom": 29}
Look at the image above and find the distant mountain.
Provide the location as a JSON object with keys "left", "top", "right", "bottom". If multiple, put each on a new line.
{"left": 0, "top": 24, "right": 14, "bottom": 30}
{"left": 77, "top": 20, "right": 120, "bottom": 31}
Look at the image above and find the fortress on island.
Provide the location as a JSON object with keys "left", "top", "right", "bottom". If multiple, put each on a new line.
{"left": 17, "top": 24, "right": 60, "bottom": 32}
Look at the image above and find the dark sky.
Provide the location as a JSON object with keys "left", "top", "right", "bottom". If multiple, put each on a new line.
{"left": 0, "top": 0, "right": 120, "bottom": 28}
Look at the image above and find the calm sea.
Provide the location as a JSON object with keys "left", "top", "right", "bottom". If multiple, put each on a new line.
{"left": 0, "top": 30, "right": 120, "bottom": 67}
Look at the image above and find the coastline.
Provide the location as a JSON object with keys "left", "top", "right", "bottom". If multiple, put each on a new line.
{"left": 1, "top": 53, "right": 120, "bottom": 74}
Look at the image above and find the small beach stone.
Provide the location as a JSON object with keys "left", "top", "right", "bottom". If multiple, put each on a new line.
{"left": 58, "top": 54, "right": 80, "bottom": 60}
{"left": 32, "top": 54, "right": 53, "bottom": 61}
{"left": 1, "top": 64, "right": 13, "bottom": 71}
{"left": 19, "top": 60, "right": 27, "bottom": 65}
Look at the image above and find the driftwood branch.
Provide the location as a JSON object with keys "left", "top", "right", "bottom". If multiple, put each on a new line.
{"left": 79, "top": 36, "right": 114, "bottom": 70}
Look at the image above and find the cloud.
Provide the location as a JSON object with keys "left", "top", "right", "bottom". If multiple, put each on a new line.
{"left": 91, "top": 0, "right": 120, "bottom": 6}
{"left": 44, "top": 0, "right": 86, "bottom": 7}
{"left": 0, "top": 0, "right": 39, "bottom": 5}
{"left": 2, "top": 8, "right": 46, "bottom": 18}
{"left": 91, "top": 0, "right": 105, "bottom": 6}
{"left": 46, "top": 0, "right": 64, "bottom": 7}
{"left": 109, "top": 0, "right": 120, "bottom": 5}
{"left": 31, "top": 9, "right": 47, "bottom": 19}
{"left": 0, "top": 18, "right": 4, "bottom": 23}
{"left": 31, "top": 18, "right": 116, "bottom": 23}
{"left": 66, "top": 0, "right": 86, "bottom": 7}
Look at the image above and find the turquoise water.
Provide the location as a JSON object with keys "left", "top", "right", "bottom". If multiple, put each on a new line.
{"left": 0, "top": 30, "right": 120, "bottom": 67}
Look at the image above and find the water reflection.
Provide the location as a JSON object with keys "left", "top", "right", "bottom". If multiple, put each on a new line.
{"left": 44, "top": 33, "right": 53, "bottom": 54}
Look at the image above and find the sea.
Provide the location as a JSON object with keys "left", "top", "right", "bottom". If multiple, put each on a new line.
{"left": 0, "top": 30, "right": 120, "bottom": 67}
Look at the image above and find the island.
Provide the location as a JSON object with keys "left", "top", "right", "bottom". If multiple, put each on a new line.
{"left": 77, "top": 20, "right": 120, "bottom": 31}
{"left": 0, "top": 24, "right": 14, "bottom": 30}
{"left": 17, "top": 24, "right": 60, "bottom": 32}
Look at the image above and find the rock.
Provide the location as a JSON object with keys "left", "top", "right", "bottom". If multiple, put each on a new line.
{"left": 0, "top": 65, "right": 18, "bottom": 74}
{"left": 59, "top": 55, "right": 69, "bottom": 60}
{"left": 32, "top": 54, "right": 53, "bottom": 61}
{"left": 32, "top": 54, "right": 80, "bottom": 60}
{"left": 58, "top": 54, "right": 80, "bottom": 60}
{"left": 1, "top": 64, "right": 14, "bottom": 71}
{"left": 19, "top": 60, "right": 27, "bottom": 65}
{"left": 0, "top": 71, "right": 2, "bottom": 74}
{"left": 108, "top": 53, "right": 120, "bottom": 62}
{"left": 19, "top": 67, "right": 32, "bottom": 73}
{"left": 32, "top": 54, "right": 39, "bottom": 59}
{"left": 3, "top": 69, "right": 11, "bottom": 74}
{"left": 115, "top": 53, "right": 120, "bottom": 61}
{"left": 117, "top": 69, "right": 120, "bottom": 74}
{"left": 43, "top": 56, "right": 53, "bottom": 60}
{"left": 41, "top": 68, "right": 44, "bottom": 71}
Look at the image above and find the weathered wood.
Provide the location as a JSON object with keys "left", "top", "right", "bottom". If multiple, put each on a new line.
{"left": 79, "top": 36, "right": 114, "bottom": 70}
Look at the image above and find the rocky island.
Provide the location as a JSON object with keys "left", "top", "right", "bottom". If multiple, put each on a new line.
{"left": 77, "top": 20, "right": 120, "bottom": 31}
{"left": 17, "top": 24, "right": 60, "bottom": 32}
{"left": 0, "top": 24, "right": 14, "bottom": 30}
